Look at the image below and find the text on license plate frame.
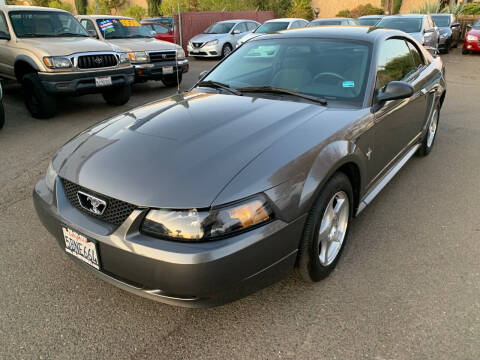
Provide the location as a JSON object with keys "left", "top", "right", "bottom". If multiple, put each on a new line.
{"left": 162, "top": 66, "right": 174, "bottom": 75}
{"left": 95, "top": 76, "right": 112, "bottom": 87}
{"left": 63, "top": 227, "right": 100, "bottom": 270}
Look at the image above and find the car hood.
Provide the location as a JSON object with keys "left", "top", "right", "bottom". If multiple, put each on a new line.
{"left": 190, "top": 33, "right": 227, "bottom": 43}
{"left": 467, "top": 28, "right": 480, "bottom": 37}
{"left": 439, "top": 27, "right": 451, "bottom": 35}
{"left": 239, "top": 33, "right": 260, "bottom": 43}
{"left": 409, "top": 32, "right": 424, "bottom": 43}
{"left": 105, "top": 38, "right": 180, "bottom": 52}
{"left": 19, "top": 37, "right": 116, "bottom": 56}
{"left": 56, "top": 92, "right": 324, "bottom": 208}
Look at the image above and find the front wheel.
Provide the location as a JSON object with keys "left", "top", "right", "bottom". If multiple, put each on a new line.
{"left": 221, "top": 43, "right": 233, "bottom": 58}
{"left": 462, "top": 47, "right": 469, "bottom": 55}
{"left": 418, "top": 103, "right": 440, "bottom": 157}
{"left": 102, "top": 85, "right": 131, "bottom": 106}
{"left": 297, "top": 172, "right": 353, "bottom": 282}
{"left": 22, "top": 73, "right": 57, "bottom": 119}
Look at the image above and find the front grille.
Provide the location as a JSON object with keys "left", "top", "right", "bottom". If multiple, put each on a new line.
{"left": 62, "top": 178, "right": 136, "bottom": 226}
{"left": 192, "top": 42, "right": 204, "bottom": 48}
{"left": 77, "top": 54, "right": 117, "bottom": 69}
{"left": 148, "top": 51, "right": 177, "bottom": 62}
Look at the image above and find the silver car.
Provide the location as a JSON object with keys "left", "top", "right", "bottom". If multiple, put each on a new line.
{"left": 237, "top": 18, "right": 308, "bottom": 47}
{"left": 187, "top": 20, "right": 260, "bottom": 58}
{"left": 376, "top": 15, "right": 440, "bottom": 49}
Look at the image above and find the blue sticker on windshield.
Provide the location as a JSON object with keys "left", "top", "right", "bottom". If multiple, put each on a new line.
{"left": 343, "top": 81, "right": 355, "bottom": 88}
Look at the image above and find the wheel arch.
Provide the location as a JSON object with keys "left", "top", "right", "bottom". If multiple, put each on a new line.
{"left": 14, "top": 56, "right": 40, "bottom": 82}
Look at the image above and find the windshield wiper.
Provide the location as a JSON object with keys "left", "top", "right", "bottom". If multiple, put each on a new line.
{"left": 197, "top": 80, "right": 243, "bottom": 96}
{"left": 56, "top": 32, "right": 89, "bottom": 37}
{"left": 237, "top": 86, "right": 328, "bottom": 105}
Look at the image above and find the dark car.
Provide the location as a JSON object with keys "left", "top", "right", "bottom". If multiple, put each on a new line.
{"left": 358, "top": 15, "right": 384, "bottom": 26}
{"left": 141, "top": 21, "right": 174, "bottom": 43}
{"left": 431, "top": 13, "right": 461, "bottom": 53}
{"left": 463, "top": 19, "right": 480, "bottom": 54}
{"left": 308, "top": 17, "right": 359, "bottom": 26}
{"left": 34, "top": 27, "right": 446, "bottom": 307}
{"left": 0, "top": 82, "right": 4, "bottom": 130}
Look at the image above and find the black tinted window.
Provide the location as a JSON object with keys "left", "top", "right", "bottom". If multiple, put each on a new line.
{"left": 376, "top": 18, "right": 422, "bottom": 33}
{"left": 376, "top": 39, "right": 416, "bottom": 89}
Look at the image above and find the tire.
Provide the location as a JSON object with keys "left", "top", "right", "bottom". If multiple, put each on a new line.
{"left": 22, "top": 73, "right": 57, "bottom": 119}
{"left": 0, "top": 101, "right": 4, "bottom": 130}
{"left": 462, "top": 47, "right": 469, "bottom": 55}
{"left": 297, "top": 172, "right": 353, "bottom": 282}
{"left": 162, "top": 73, "right": 182, "bottom": 88}
{"left": 417, "top": 102, "right": 440, "bottom": 157}
{"left": 102, "top": 85, "right": 131, "bottom": 106}
{"left": 221, "top": 43, "right": 233, "bottom": 58}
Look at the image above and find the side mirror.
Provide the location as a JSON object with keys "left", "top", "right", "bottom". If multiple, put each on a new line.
{"left": 199, "top": 70, "right": 208, "bottom": 80}
{"left": 467, "top": 24, "right": 473, "bottom": 29}
{"left": 451, "top": 23, "right": 460, "bottom": 28}
{"left": 425, "top": 46, "right": 439, "bottom": 58}
{"left": 232, "top": 29, "right": 240, "bottom": 35}
{"left": 87, "top": 30, "right": 98, "bottom": 38}
{"left": 376, "top": 81, "right": 414, "bottom": 103}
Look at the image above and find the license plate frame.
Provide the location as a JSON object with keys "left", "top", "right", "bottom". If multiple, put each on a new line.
{"left": 162, "top": 66, "right": 174, "bottom": 75}
{"left": 95, "top": 76, "right": 112, "bottom": 87}
{"left": 62, "top": 227, "right": 100, "bottom": 270}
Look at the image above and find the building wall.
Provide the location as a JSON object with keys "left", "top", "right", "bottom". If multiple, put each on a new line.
{"left": 399, "top": 0, "right": 428, "bottom": 13}
{"left": 311, "top": 0, "right": 382, "bottom": 18}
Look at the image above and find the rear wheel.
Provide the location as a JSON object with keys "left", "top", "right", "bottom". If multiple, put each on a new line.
{"left": 418, "top": 102, "right": 440, "bottom": 157}
{"left": 162, "top": 73, "right": 182, "bottom": 88}
{"left": 102, "top": 85, "right": 131, "bottom": 106}
{"left": 22, "top": 73, "right": 57, "bottom": 119}
{"left": 297, "top": 172, "right": 353, "bottom": 282}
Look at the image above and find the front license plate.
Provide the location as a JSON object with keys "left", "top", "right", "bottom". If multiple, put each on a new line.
{"left": 63, "top": 227, "right": 100, "bottom": 270}
{"left": 162, "top": 66, "right": 174, "bottom": 75}
{"left": 95, "top": 76, "right": 112, "bottom": 87}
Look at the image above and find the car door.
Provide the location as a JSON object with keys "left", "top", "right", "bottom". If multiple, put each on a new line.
{"left": 231, "top": 22, "right": 248, "bottom": 47}
{"left": 423, "top": 16, "right": 437, "bottom": 48}
{"left": 0, "top": 12, "right": 13, "bottom": 78}
{"left": 371, "top": 38, "right": 429, "bottom": 180}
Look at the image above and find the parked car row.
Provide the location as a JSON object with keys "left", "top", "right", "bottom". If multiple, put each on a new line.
{"left": 463, "top": 19, "right": 480, "bottom": 54}
{"left": 0, "top": 5, "right": 187, "bottom": 119}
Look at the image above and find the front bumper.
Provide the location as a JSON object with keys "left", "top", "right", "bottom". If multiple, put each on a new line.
{"left": 38, "top": 66, "right": 135, "bottom": 95}
{"left": 438, "top": 36, "right": 451, "bottom": 49}
{"left": 33, "top": 177, "right": 305, "bottom": 307}
{"left": 133, "top": 59, "right": 189, "bottom": 82}
{"left": 464, "top": 39, "right": 480, "bottom": 52}
{"left": 187, "top": 43, "right": 222, "bottom": 57}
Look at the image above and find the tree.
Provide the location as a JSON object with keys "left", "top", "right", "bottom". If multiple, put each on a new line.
{"left": 147, "top": 0, "right": 162, "bottom": 16}
{"left": 75, "top": 0, "right": 87, "bottom": 14}
{"left": 286, "top": 0, "right": 314, "bottom": 20}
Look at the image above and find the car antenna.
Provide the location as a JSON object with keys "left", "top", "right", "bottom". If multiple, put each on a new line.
{"left": 173, "top": 2, "right": 181, "bottom": 94}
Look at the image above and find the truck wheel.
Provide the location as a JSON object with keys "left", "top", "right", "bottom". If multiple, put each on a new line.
{"left": 0, "top": 101, "right": 4, "bottom": 130}
{"left": 102, "top": 85, "right": 131, "bottom": 106}
{"left": 22, "top": 73, "right": 57, "bottom": 119}
{"left": 162, "top": 74, "right": 182, "bottom": 88}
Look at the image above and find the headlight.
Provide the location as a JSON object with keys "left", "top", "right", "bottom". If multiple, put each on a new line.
{"left": 467, "top": 34, "right": 478, "bottom": 41}
{"left": 45, "top": 161, "right": 57, "bottom": 192}
{"left": 176, "top": 48, "right": 186, "bottom": 59}
{"left": 205, "top": 40, "right": 219, "bottom": 46}
{"left": 117, "top": 52, "right": 131, "bottom": 64}
{"left": 43, "top": 56, "right": 72, "bottom": 69}
{"left": 440, "top": 33, "right": 449, "bottom": 39}
{"left": 128, "top": 51, "right": 149, "bottom": 63}
{"left": 141, "top": 195, "right": 274, "bottom": 242}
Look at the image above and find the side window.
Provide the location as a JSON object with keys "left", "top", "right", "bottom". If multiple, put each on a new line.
{"left": 247, "top": 22, "right": 258, "bottom": 31}
{"left": 153, "top": 24, "right": 169, "bottom": 33}
{"left": 234, "top": 22, "right": 248, "bottom": 33}
{"left": 80, "top": 19, "right": 96, "bottom": 33}
{"left": 376, "top": 38, "right": 416, "bottom": 90}
{"left": 290, "top": 21, "right": 299, "bottom": 28}
{"left": 0, "top": 12, "right": 10, "bottom": 38}
{"left": 406, "top": 41, "right": 424, "bottom": 68}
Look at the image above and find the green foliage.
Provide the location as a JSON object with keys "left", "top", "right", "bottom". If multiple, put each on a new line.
{"left": 393, "top": 0, "right": 402, "bottom": 14}
{"left": 336, "top": 9, "right": 351, "bottom": 17}
{"left": 462, "top": 3, "right": 480, "bottom": 15}
{"left": 443, "top": 3, "right": 465, "bottom": 15}
{"left": 286, "top": 0, "right": 314, "bottom": 20}
{"left": 86, "top": 0, "right": 111, "bottom": 14}
{"left": 32, "top": 0, "right": 50, "bottom": 7}
{"left": 410, "top": 1, "right": 441, "bottom": 14}
{"left": 75, "top": 0, "right": 87, "bottom": 14}
{"left": 47, "top": 0, "right": 74, "bottom": 12}
{"left": 121, "top": 4, "right": 147, "bottom": 19}
{"left": 147, "top": 0, "right": 162, "bottom": 16}
{"left": 336, "top": 3, "right": 383, "bottom": 18}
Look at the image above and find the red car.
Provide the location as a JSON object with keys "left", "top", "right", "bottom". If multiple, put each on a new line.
{"left": 463, "top": 19, "right": 480, "bottom": 54}
{"left": 141, "top": 21, "right": 175, "bottom": 43}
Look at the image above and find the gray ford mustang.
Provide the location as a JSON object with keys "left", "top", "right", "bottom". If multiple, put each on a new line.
{"left": 34, "top": 26, "right": 446, "bottom": 307}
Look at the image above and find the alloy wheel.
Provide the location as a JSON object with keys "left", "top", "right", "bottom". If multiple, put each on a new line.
{"left": 427, "top": 108, "right": 439, "bottom": 148}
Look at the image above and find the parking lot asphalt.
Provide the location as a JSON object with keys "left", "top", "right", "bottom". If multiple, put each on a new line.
{"left": 1, "top": 51, "right": 479, "bottom": 359}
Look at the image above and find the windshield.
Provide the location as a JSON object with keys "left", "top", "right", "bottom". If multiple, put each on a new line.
{"left": 202, "top": 38, "right": 371, "bottom": 104}
{"left": 473, "top": 20, "right": 480, "bottom": 29}
{"left": 9, "top": 11, "right": 89, "bottom": 38}
{"left": 97, "top": 18, "right": 152, "bottom": 39}
{"left": 255, "top": 22, "right": 290, "bottom": 33}
{"left": 358, "top": 18, "right": 380, "bottom": 26}
{"left": 376, "top": 18, "right": 423, "bottom": 33}
{"left": 204, "top": 22, "right": 235, "bottom": 34}
{"left": 431, "top": 15, "right": 450, "bottom": 27}
{"left": 309, "top": 19, "right": 344, "bottom": 26}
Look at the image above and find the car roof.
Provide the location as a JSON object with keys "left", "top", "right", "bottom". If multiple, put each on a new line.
{"left": 359, "top": 15, "right": 384, "bottom": 19}
{"left": 216, "top": 19, "right": 258, "bottom": 24}
{"left": 251, "top": 26, "right": 409, "bottom": 43}
{"left": 80, "top": 15, "right": 133, "bottom": 20}
{"left": 382, "top": 14, "right": 427, "bottom": 19}
{"left": 430, "top": 13, "right": 451, "bottom": 16}
{"left": 266, "top": 18, "right": 306, "bottom": 22}
{"left": 312, "top": 17, "right": 352, "bottom": 21}
{"left": 0, "top": 5, "right": 70, "bottom": 13}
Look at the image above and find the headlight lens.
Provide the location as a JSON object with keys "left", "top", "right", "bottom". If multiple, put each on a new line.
{"left": 128, "top": 51, "right": 149, "bottom": 63}
{"left": 176, "top": 48, "right": 186, "bottom": 59}
{"left": 118, "top": 52, "right": 131, "bottom": 64}
{"left": 141, "top": 195, "right": 273, "bottom": 242}
{"left": 440, "top": 33, "right": 448, "bottom": 39}
{"left": 205, "top": 40, "right": 219, "bottom": 46}
{"left": 43, "top": 56, "right": 72, "bottom": 69}
{"left": 467, "top": 34, "right": 478, "bottom": 41}
{"left": 45, "top": 161, "right": 57, "bottom": 192}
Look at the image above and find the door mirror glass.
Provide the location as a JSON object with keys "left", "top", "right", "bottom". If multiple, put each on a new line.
{"left": 376, "top": 81, "right": 414, "bottom": 103}
{"left": 232, "top": 29, "right": 240, "bottom": 35}
{"left": 199, "top": 70, "right": 208, "bottom": 80}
